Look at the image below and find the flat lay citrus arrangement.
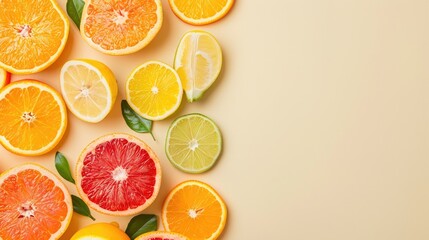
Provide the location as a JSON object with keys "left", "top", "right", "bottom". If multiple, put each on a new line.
{"left": 0, "top": 0, "right": 234, "bottom": 239}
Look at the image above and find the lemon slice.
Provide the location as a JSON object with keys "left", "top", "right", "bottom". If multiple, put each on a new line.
{"left": 60, "top": 59, "right": 118, "bottom": 123}
{"left": 174, "top": 30, "right": 222, "bottom": 102}
{"left": 165, "top": 113, "right": 222, "bottom": 173}
{"left": 126, "top": 61, "right": 183, "bottom": 121}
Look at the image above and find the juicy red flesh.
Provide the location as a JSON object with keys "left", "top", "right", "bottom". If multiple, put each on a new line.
{"left": 81, "top": 138, "right": 157, "bottom": 211}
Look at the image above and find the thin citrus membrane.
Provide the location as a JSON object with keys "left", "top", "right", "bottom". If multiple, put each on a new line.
{"left": 0, "top": 0, "right": 69, "bottom": 74}
{"left": 81, "top": 0, "right": 163, "bottom": 55}
{"left": 162, "top": 180, "right": 227, "bottom": 240}
{"left": 76, "top": 133, "right": 161, "bottom": 216}
{"left": 0, "top": 69, "right": 11, "bottom": 89}
{"left": 0, "top": 80, "right": 68, "bottom": 156}
{"left": 0, "top": 163, "right": 73, "bottom": 240}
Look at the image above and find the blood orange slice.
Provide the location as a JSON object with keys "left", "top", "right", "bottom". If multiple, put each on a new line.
{"left": 135, "top": 231, "right": 189, "bottom": 240}
{"left": 0, "top": 163, "right": 73, "bottom": 240}
{"left": 76, "top": 133, "right": 162, "bottom": 216}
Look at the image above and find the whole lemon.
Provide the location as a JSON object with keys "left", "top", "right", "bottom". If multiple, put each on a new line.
{"left": 71, "top": 222, "right": 130, "bottom": 240}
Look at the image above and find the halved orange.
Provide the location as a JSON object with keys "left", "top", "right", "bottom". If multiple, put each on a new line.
{"left": 0, "top": 0, "right": 69, "bottom": 74}
{"left": 162, "top": 180, "right": 227, "bottom": 240}
{"left": 168, "top": 0, "right": 234, "bottom": 25}
{"left": 0, "top": 163, "right": 73, "bottom": 240}
{"left": 0, "top": 80, "right": 68, "bottom": 156}
{"left": 81, "top": 0, "right": 163, "bottom": 55}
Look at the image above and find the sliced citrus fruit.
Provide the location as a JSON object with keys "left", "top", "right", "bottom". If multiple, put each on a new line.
{"left": 81, "top": 0, "right": 163, "bottom": 55}
{"left": 71, "top": 222, "right": 130, "bottom": 240}
{"left": 0, "top": 69, "right": 11, "bottom": 89}
{"left": 0, "top": 163, "right": 73, "bottom": 240}
{"left": 166, "top": 113, "right": 222, "bottom": 173}
{"left": 136, "top": 231, "right": 189, "bottom": 240}
{"left": 0, "top": 0, "right": 69, "bottom": 74}
{"left": 60, "top": 59, "right": 118, "bottom": 123}
{"left": 126, "top": 61, "right": 183, "bottom": 121}
{"left": 162, "top": 180, "right": 227, "bottom": 240}
{"left": 168, "top": 0, "right": 234, "bottom": 25}
{"left": 175, "top": 30, "right": 222, "bottom": 102}
{"left": 0, "top": 80, "right": 67, "bottom": 156}
{"left": 76, "top": 133, "right": 162, "bottom": 216}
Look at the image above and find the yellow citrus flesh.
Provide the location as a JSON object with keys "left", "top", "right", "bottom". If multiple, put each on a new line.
{"left": 0, "top": 163, "right": 73, "bottom": 240}
{"left": 81, "top": 0, "right": 163, "bottom": 55}
{"left": 175, "top": 30, "right": 222, "bottom": 102}
{"left": 162, "top": 180, "right": 227, "bottom": 240}
{"left": 126, "top": 61, "right": 183, "bottom": 121}
{"left": 60, "top": 59, "right": 118, "bottom": 123}
{"left": 71, "top": 222, "right": 130, "bottom": 240}
{"left": 0, "top": 0, "right": 69, "bottom": 74}
{"left": 168, "top": 0, "right": 234, "bottom": 25}
{"left": 135, "top": 231, "right": 189, "bottom": 240}
{"left": 166, "top": 113, "right": 223, "bottom": 173}
{"left": 0, "top": 80, "right": 67, "bottom": 156}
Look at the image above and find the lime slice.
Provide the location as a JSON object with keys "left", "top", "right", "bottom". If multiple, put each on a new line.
{"left": 165, "top": 113, "right": 222, "bottom": 173}
{"left": 174, "top": 30, "right": 222, "bottom": 102}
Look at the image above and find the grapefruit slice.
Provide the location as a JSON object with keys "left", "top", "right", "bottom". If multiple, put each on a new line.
{"left": 0, "top": 163, "right": 73, "bottom": 240}
{"left": 135, "top": 231, "right": 189, "bottom": 240}
{"left": 80, "top": 0, "right": 163, "bottom": 55}
{"left": 76, "top": 133, "right": 162, "bottom": 216}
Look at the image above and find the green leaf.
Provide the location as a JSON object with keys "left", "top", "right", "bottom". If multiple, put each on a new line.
{"left": 66, "top": 0, "right": 85, "bottom": 29}
{"left": 72, "top": 195, "right": 95, "bottom": 221}
{"left": 55, "top": 152, "right": 75, "bottom": 184}
{"left": 125, "top": 214, "right": 157, "bottom": 239}
{"left": 121, "top": 100, "right": 156, "bottom": 141}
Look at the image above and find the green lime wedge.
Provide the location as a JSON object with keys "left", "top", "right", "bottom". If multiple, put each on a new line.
{"left": 165, "top": 113, "right": 222, "bottom": 173}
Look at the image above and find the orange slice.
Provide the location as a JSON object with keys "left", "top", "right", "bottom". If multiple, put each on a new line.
{"left": 0, "top": 69, "right": 11, "bottom": 89}
{"left": 81, "top": 0, "right": 163, "bottom": 55}
{"left": 0, "top": 0, "right": 69, "bottom": 74}
{"left": 0, "top": 80, "right": 68, "bottom": 156}
{"left": 0, "top": 163, "right": 73, "bottom": 240}
{"left": 162, "top": 180, "right": 227, "bottom": 240}
{"left": 168, "top": 0, "right": 234, "bottom": 25}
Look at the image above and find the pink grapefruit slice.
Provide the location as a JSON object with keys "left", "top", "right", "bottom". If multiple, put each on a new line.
{"left": 135, "top": 231, "right": 189, "bottom": 240}
{"left": 76, "top": 133, "right": 161, "bottom": 216}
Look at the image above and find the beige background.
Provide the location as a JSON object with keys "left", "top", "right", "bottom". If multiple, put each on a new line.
{"left": 0, "top": 0, "right": 429, "bottom": 239}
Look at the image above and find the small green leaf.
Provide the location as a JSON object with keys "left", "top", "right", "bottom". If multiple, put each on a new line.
{"left": 125, "top": 214, "right": 157, "bottom": 239}
{"left": 72, "top": 195, "right": 95, "bottom": 221}
{"left": 121, "top": 100, "right": 156, "bottom": 141}
{"left": 67, "top": 0, "right": 85, "bottom": 29}
{"left": 55, "top": 152, "right": 75, "bottom": 184}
